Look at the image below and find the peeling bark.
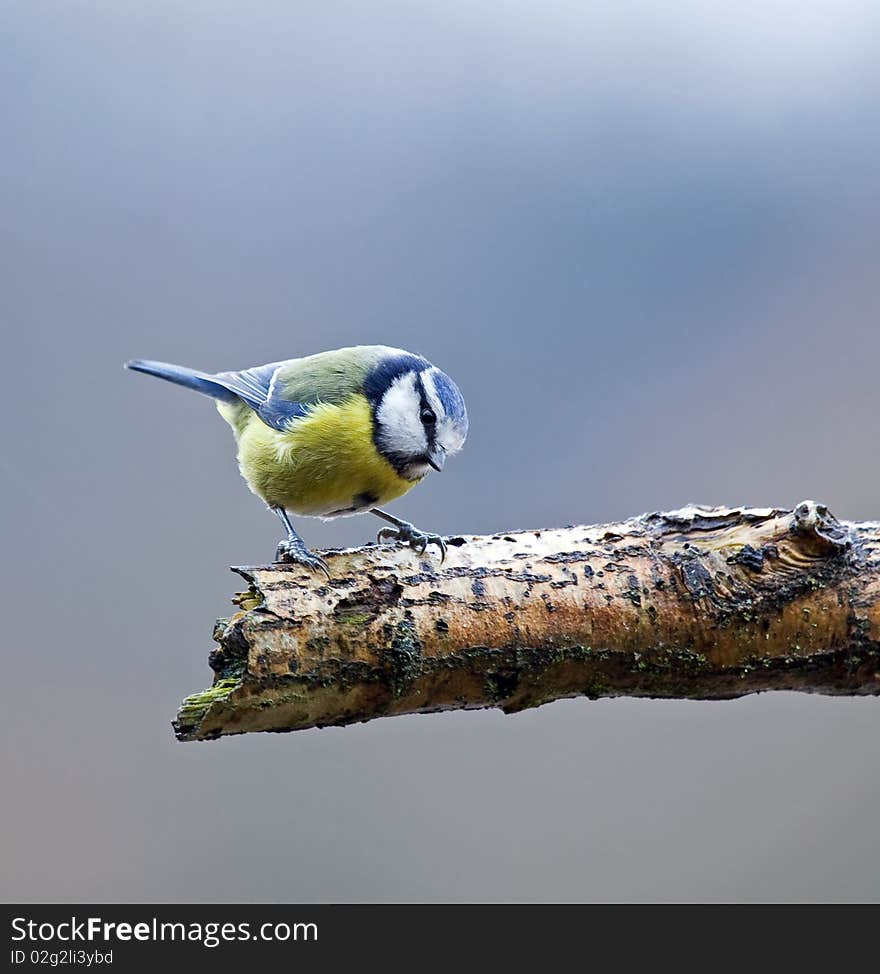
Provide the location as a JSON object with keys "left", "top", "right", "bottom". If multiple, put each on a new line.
{"left": 174, "top": 501, "right": 880, "bottom": 741}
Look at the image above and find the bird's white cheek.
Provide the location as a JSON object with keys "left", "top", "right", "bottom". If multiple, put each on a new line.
{"left": 437, "top": 418, "right": 466, "bottom": 455}
{"left": 375, "top": 377, "right": 427, "bottom": 457}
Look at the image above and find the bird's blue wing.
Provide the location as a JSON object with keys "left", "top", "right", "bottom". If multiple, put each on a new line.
{"left": 212, "top": 361, "right": 312, "bottom": 432}
{"left": 210, "top": 347, "right": 401, "bottom": 433}
{"left": 212, "top": 361, "right": 280, "bottom": 409}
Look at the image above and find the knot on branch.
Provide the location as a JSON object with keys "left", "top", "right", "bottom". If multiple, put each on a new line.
{"left": 792, "top": 500, "right": 852, "bottom": 551}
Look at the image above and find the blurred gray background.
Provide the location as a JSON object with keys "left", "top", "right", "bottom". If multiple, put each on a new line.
{"left": 2, "top": 1, "right": 879, "bottom": 902}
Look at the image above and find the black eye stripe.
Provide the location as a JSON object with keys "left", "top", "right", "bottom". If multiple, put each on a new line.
{"left": 415, "top": 374, "right": 438, "bottom": 440}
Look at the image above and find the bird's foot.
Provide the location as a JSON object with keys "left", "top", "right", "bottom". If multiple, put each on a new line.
{"left": 275, "top": 537, "right": 331, "bottom": 579}
{"left": 377, "top": 520, "right": 447, "bottom": 563}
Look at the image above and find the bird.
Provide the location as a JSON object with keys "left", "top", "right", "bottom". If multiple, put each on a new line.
{"left": 125, "top": 345, "right": 468, "bottom": 576}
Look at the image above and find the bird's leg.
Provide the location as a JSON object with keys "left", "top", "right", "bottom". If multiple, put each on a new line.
{"left": 271, "top": 506, "right": 330, "bottom": 578}
{"left": 370, "top": 508, "right": 447, "bottom": 562}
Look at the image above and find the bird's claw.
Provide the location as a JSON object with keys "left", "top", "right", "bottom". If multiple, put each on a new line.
{"left": 274, "top": 539, "right": 331, "bottom": 579}
{"left": 376, "top": 522, "right": 447, "bottom": 563}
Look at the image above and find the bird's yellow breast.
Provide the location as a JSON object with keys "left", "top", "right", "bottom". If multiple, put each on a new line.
{"left": 217, "top": 394, "right": 420, "bottom": 517}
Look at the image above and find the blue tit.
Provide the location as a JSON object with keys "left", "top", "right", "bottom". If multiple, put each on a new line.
{"left": 125, "top": 345, "right": 468, "bottom": 576}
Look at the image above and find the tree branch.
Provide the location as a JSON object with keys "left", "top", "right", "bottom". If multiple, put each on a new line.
{"left": 174, "top": 501, "right": 880, "bottom": 741}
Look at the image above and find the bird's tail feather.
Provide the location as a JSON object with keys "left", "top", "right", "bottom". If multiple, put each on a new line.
{"left": 125, "top": 359, "right": 239, "bottom": 403}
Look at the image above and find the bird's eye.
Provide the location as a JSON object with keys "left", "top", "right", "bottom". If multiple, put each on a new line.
{"left": 420, "top": 407, "right": 436, "bottom": 425}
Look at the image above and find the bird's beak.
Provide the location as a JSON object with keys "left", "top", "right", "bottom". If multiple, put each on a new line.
{"left": 427, "top": 446, "right": 446, "bottom": 472}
